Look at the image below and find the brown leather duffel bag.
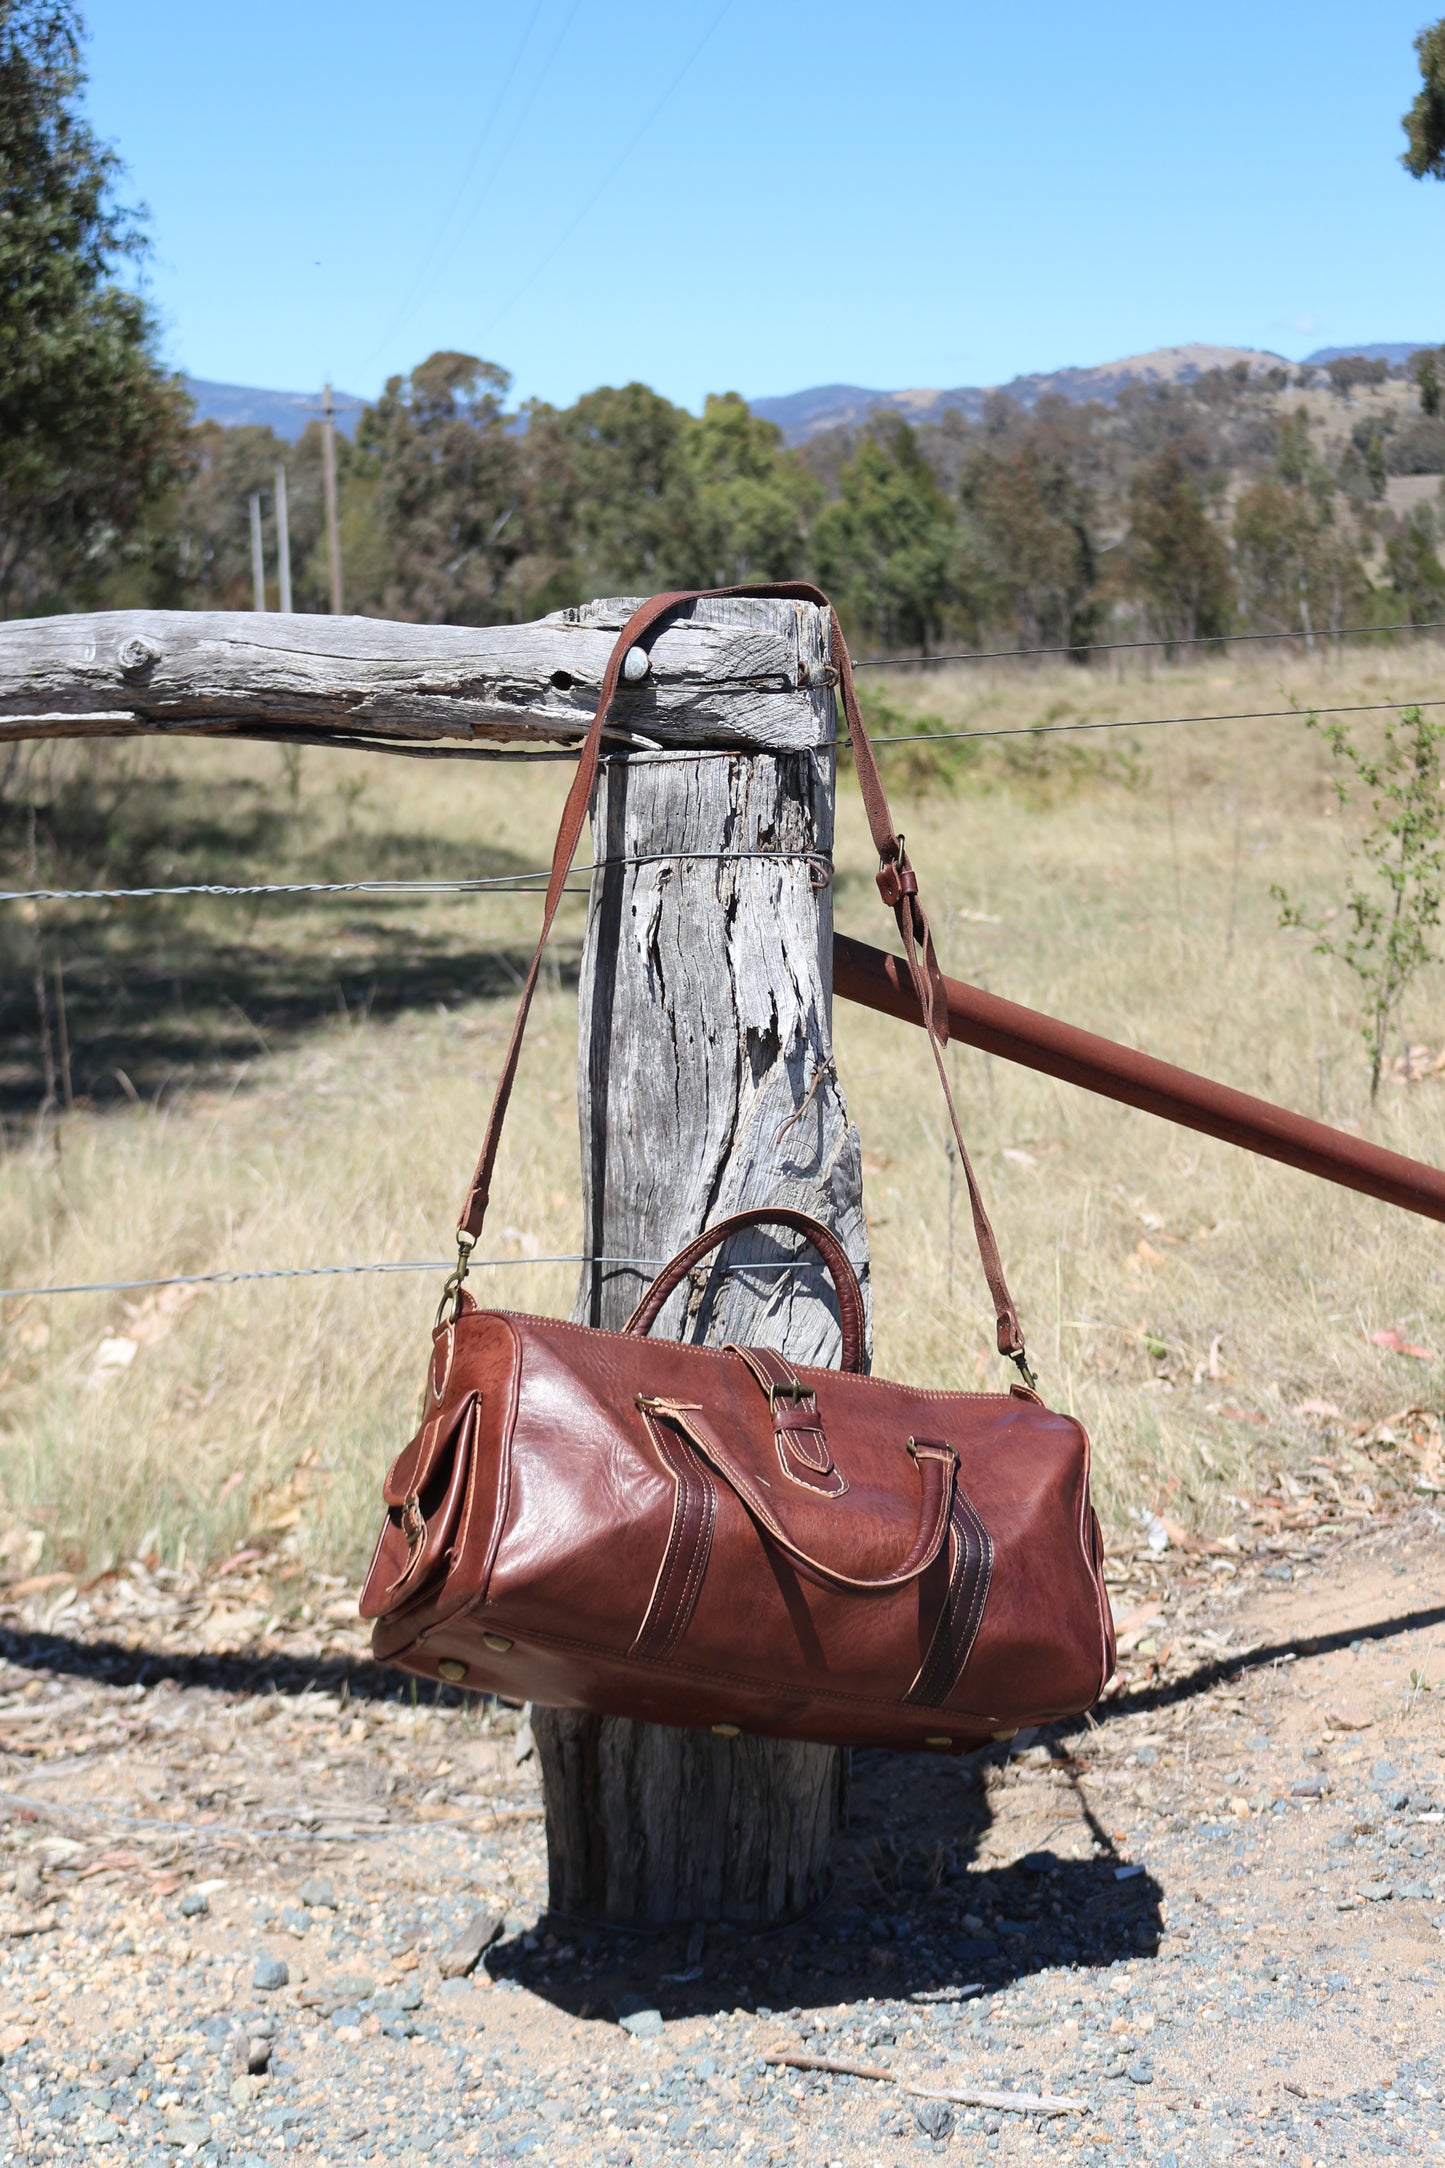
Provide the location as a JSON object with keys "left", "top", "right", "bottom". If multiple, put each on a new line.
{"left": 361, "top": 587, "right": 1115, "bottom": 1752}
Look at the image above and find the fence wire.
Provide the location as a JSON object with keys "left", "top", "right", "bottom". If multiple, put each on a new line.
{"left": 0, "top": 848, "right": 831, "bottom": 909}
{"left": 0, "top": 1253, "right": 808, "bottom": 1303}
{"left": 852, "top": 614, "right": 1445, "bottom": 670}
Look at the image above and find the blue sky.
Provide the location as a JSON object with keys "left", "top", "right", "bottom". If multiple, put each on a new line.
{"left": 85, "top": 0, "right": 1445, "bottom": 411}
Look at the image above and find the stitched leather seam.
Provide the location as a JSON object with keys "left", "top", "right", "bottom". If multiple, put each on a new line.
{"left": 631, "top": 1415, "right": 692, "bottom": 1658}
{"left": 906, "top": 1489, "right": 993, "bottom": 1708}
{"left": 477, "top": 1310, "right": 1036, "bottom": 1406}
{"left": 420, "top": 1614, "right": 1019, "bottom": 1720}
{"left": 474, "top": 1316, "right": 522, "bottom": 1603}
{"left": 661, "top": 1447, "right": 715, "bottom": 1660}
{"left": 631, "top": 1412, "right": 716, "bottom": 1661}
{"left": 772, "top": 1433, "right": 849, "bottom": 1497}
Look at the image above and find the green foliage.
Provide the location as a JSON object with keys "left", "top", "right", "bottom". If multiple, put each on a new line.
{"left": 686, "top": 393, "right": 818, "bottom": 587}
{"left": 0, "top": 0, "right": 190, "bottom": 615}
{"left": 355, "top": 352, "right": 519, "bottom": 624}
{"left": 1233, "top": 416, "right": 1368, "bottom": 636}
{"left": 1383, "top": 509, "right": 1445, "bottom": 623}
{"left": 1402, "top": 18, "right": 1445, "bottom": 180}
{"left": 811, "top": 418, "right": 957, "bottom": 653}
{"left": 1414, "top": 348, "right": 1443, "bottom": 417}
{"left": 1272, "top": 706, "right": 1445, "bottom": 1098}
{"left": 1123, "top": 442, "right": 1234, "bottom": 645}
{"left": 958, "top": 400, "right": 1101, "bottom": 653}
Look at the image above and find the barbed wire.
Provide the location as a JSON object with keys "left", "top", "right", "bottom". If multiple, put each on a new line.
{"left": 0, "top": 848, "right": 831, "bottom": 909}
{"left": 0, "top": 1251, "right": 810, "bottom": 1303}
{"left": 856, "top": 694, "right": 1445, "bottom": 751}
{"left": 852, "top": 615, "right": 1445, "bottom": 671}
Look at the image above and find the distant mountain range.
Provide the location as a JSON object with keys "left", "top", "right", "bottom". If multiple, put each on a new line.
{"left": 748, "top": 340, "right": 1439, "bottom": 445}
{"left": 180, "top": 340, "right": 1440, "bottom": 450}
{"left": 181, "top": 378, "right": 367, "bottom": 441}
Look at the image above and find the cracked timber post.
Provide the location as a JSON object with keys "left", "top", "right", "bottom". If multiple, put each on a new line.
{"left": 531, "top": 593, "right": 870, "bottom": 1927}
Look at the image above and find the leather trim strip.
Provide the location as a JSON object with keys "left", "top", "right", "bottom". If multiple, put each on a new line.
{"left": 905, "top": 1487, "right": 993, "bottom": 1708}
{"left": 631, "top": 1409, "right": 717, "bottom": 1662}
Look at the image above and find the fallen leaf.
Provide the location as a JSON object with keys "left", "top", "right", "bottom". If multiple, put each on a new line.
{"left": 1369, "top": 1329, "right": 1436, "bottom": 1363}
{"left": 1135, "top": 1239, "right": 1166, "bottom": 1266}
{"left": 1294, "top": 1399, "right": 1343, "bottom": 1421}
{"left": 1111, "top": 1603, "right": 1165, "bottom": 1637}
{"left": 79, "top": 1851, "right": 145, "bottom": 1880}
{"left": 7, "top": 1572, "right": 74, "bottom": 1600}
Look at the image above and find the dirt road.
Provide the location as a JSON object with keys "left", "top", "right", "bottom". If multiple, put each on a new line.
{"left": 0, "top": 1505, "right": 1442, "bottom": 2166}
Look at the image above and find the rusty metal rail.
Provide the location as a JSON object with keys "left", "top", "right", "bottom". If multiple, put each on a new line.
{"left": 833, "top": 934, "right": 1445, "bottom": 1226}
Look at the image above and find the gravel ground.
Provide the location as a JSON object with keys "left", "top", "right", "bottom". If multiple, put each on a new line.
{"left": 0, "top": 1495, "right": 1442, "bottom": 2166}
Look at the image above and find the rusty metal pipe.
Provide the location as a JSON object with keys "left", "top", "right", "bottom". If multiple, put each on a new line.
{"left": 832, "top": 934, "right": 1445, "bottom": 1226}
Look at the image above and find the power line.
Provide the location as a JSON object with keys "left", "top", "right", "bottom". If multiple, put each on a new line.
{"left": 0, "top": 1253, "right": 809, "bottom": 1303}
{"left": 857, "top": 695, "right": 1445, "bottom": 751}
{"left": 356, "top": 0, "right": 550, "bottom": 373}
{"left": 482, "top": 0, "right": 733, "bottom": 339}
{"left": 852, "top": 616, "right": 1445, "bottom": 670}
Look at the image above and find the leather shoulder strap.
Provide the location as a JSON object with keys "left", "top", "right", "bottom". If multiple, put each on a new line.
{"left": 451, "top": 585, "right": 1028, "bottom": 1373}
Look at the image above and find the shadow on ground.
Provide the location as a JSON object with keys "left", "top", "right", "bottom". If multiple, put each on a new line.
{"left": 485, "top": 1743, "right": 1162, "bottom": 2022}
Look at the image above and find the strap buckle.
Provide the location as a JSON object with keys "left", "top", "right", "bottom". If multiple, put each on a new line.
{"left": 768, "top": 1378, "right": 815, "bottom": 1414}
{"left": 876, "top": 835, "right": 919, "bottom": 909}
{"left": 1008, "top": 1347, "right": 1041, "bottom": 1395}
{"left": 435, "top": 1228, "right": 477, "bottom": 1330}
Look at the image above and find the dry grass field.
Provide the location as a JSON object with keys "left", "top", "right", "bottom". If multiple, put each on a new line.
{"left": 3, "top": 632, "right": 1445, "bottom": 1588}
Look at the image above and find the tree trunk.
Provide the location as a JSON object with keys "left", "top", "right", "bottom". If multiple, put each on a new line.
{"left": 532, "top": 594, "right": 867, "bottom": 1928}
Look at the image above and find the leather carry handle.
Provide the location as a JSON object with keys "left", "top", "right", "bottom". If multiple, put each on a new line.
{"left": 622, "top": 1207, "right": 867, "bottom": 1375}
{"left": 639, "top": 1395, "right": 956, "bottom": 1591}
{"left": 451, "top": 584, "right": 1029, "bottom": 1376}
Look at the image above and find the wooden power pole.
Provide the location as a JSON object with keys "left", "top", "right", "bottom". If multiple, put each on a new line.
{"left": 275, "top": 465, "right": 293, "bottom": 614}
{"left": 248, "top": 493, "right": 265, "bottom": 612}
{"left": 532, "top": 591, "right": 867, "bottom": 1925}
{"left": 321, "top": 385, "right": 344, "bottom": 615}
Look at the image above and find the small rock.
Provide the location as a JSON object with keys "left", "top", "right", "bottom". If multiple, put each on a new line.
{"left": 298, "top": 1875, "right": 336, "bottom": 1910}
{"left": 1261, "top": 1562, "right": 1293, "bottom": 1582}
{"left": 1325, "top": 1705, "right": 1373, "bottom": 1731}
{"left": 438, "top": 1907, "right": 504, "bottom": 1980}
{"left": 616, "top": 1994, "right": 664, "bottom": 2039}
{"left": 1291, "top": 1779, "right": 1328, "bottom": 1799}
{"left": 252, "top": 1955, "right": 289, "bottom": 1992}
{"left": 915, "top": 2097, "right": 956, "bottom": 2138}
{"left": 247, "top": 2036, "right": 272, "bottom": 2075}
{"left": 278, "top": 1904, "right": 310, "bottom": 1935}
{"left": 14, "top": 1861, "right": 42, "bottom": 1904}
{"left": 327, "top": 1972, "right": 375, "bottom": 2004}
{"left": 163, "top": 2109, "right": 212, "bottom": 2146}
{"left": 1358, "top": 1880, "right": 1394, "bottom": 1902}
{"left": 1372, "top": 1758, "right": 1402, "bottom": 1784}
{"left": 1127, "top": 2058, "right": 1155, "bottom": 2084}
{"left": 231, "top": 2073, "right": 264, "bottom": 2109}
{"left": 0, "top": 2022, "right": 29, "bottom": 2059}
{"left": 178, "top": 1890, "right": 209, "bottom": 1918}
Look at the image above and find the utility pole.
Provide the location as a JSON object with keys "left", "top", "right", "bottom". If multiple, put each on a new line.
{"left": 248, "top": 492, "right": 266, "bottom": 612}
{"left": 321, "top": 384, "right": 344, "bottom": 615}
{"left": 275, "top": 465, "right": 293, "bottom": 614}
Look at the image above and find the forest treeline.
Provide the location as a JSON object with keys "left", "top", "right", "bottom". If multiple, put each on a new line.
{"left": 82, "top": 346, "right": 1445, "bottom": 657}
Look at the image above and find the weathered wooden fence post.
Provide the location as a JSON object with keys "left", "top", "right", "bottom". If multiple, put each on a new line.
{"left": 531, "top": 593, "right": 870, "bottom": 1927}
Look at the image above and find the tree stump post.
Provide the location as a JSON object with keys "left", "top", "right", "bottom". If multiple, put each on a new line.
{"left": 531, "top": 594, "right": 870, "bottom": 1928}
